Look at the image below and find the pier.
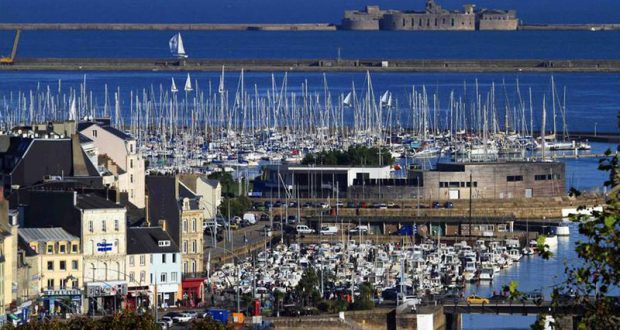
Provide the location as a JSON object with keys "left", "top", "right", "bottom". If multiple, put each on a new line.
{"left": 3, "top": 58, "right": 620, "bottom": 73}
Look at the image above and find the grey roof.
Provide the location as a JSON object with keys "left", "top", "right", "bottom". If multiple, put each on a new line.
{"left": 19, "top": 227, "right": 78, "bottom": 243}
{"left": 76, "top": 193, "right": 125, "bottom": 210}
{"left": 103, "top": 126, "right": 133, "bottom": 140}
{"left": 126, "top": 227, "right": 179, "bottom": 254}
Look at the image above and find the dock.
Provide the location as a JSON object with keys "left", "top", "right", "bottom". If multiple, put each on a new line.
{"left": 4, "top": 58, "right": 620, "bottom": 73}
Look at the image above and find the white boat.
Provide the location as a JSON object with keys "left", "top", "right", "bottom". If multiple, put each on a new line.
{"left": 543, "top": 234, "right": 558, "bottom": 247}
{"left": 479, "top": 268, "right": 494, "bottom": 281}
{"left": 169, "top": 32, "right": 188, "bottom": 59}
{"left": 556, "top": 224, "right": 570, "bottom": 236}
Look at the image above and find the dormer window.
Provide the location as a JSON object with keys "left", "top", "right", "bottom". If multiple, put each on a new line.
{"left": 158, "top": 240, "right": 171, "bottom": 247}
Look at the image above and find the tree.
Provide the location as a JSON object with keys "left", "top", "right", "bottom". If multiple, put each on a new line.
{"left": 295, "top": 267, "right": 320, "bottom": 307}
{"left": 2, "top": 311, "right": 160, "bottom": 330}
{"left": 541, "top": 111, "right": 620, "bottom": 329}
{"left": 301, "top": 145, "right": 394, "bottom": 167}
{"left": 349, "top": 282, "right": 375, "bottom": 311}
{"left": 189, "top": 317, "right": 235, "bottom": 330}
{"left": 219, "top": 196, "right": 252, "bottom": 218}
{"left": 208, "top": 171, "right": 239, "bottom": 197}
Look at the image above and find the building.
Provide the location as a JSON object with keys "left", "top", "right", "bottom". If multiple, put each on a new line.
{"left": 178, "top": 174, "right": 222, "bottom": 221}
{"left": 0, "top": 197, "right": 17, "bottom": 323}
{"left": 78, "top": 119, "right": 146, "bottom": 209}
{"left": 348, "top": 161, "right": 565, "bottom": 200}
{"left": 256, "top": 165, "right": 393, "bottom": 198}
{"left": 18, "top": 228, "right": 83, "bottom": 315}
{"left": 77, "top": 194, "right": 128, "bottom": 314}
{"left": 341, "top": 0, "right": 518, "bottom": 31}
{"left": 146, "top": 175, "right": 204, "bottom": 277}
{"left": 126, "top": 227, "right": 181, "bottom": 311}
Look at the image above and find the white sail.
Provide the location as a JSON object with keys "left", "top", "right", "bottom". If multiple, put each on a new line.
{"left": 69, "top": 95, "right": 77, "bottom": 121}
{"left": 171, "top": 77, "right": 178, "bottom": 93}
{"left": 343, "top": 92, "right": 352, "bottom": 107}
{"left": 380, "top": 90, "right": 390, "bottom": 105}
{"left": 218, "top": 66, "right": 225, "bottom": 94}
{"left": 169, "top": 33, "right": 188, "bottom": 58}
{"left": 184, "top": 73, "right": 193, "bottom": 92}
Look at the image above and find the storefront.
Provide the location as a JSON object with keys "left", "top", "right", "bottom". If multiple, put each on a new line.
{"left": 181, "top": 278, "right": 205, "bottom": 307}
{"left": 86, "top": 281, "right": 128, "bottom": 315}
{"left": 41, "top": 289, "right": 82, "bottom": 316}
{"left": 126, "top": 286, "right": 151, "bottom": 312}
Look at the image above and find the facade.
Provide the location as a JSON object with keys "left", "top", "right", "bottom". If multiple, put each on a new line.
{"left": 78, "top": 194, "right": 128, "bottom": 314}
{"left": 79, "top": 119, "right": 146, "bottom": 209}
{"left": 126, "top": 227, "right": 181, "bottom": 310}
{"left": 0, "top": 199, "right": 17, "bottom": 322}
{"left": 146, "top": 175, "right": 205, "bottom": 277}
{"left": 341, "top": 0, "right": 518, "bottom": 31}
{"left": 257, "top": 165, "right": 393, "bottom": 198}
{"left": 18, "top": 228, "right": 83, "bottom": 315}
{"left": 178, "top": 174, "right": 222, "bottom": 221}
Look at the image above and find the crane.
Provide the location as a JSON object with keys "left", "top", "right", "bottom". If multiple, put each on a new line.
{"left": 0, "top": 30, "right": 21, "bottom": 65}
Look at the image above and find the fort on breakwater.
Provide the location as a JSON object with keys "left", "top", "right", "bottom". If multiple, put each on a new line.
{"left": 3, "top": 58, "right": 620, "bottom": 73}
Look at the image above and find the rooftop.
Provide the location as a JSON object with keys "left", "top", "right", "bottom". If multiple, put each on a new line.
{"left": 19, "top": 227, "right": 78, "bottom": 243}
{"left": 126, "top": 227, "right": 179, "bottom": 254}
{"left": 76, "top": 193, "right": 124, "bottom": 210}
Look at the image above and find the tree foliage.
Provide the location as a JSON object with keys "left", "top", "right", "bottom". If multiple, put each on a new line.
{"left": 301, "top": 145, "right": 394, "bottom": 166}
{"left": 2, "top": 311, "right": 159, "bottom": 330}
{"left": 295, "top": 267, "right": 320, "bottom": 307}
{"left": 543, "top": 112, "right": 620, "bottom": 329}
{"left": 349, "top": 282, "right": 375, "bottom": 311}
{"left": 208, "top": 171, "right": 239, "bottom": 197}
{"left": 219, "top": 196, "right": 252, "bottom": 218}
{"left": 188, "top": 317, "right": 235, "bottom": 330}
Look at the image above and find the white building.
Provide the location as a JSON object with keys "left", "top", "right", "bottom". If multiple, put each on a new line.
{"left": 77, "top": 193, "right": 128, "bottom": 314}
{"left": 79, "top": 119, "right": 146, "bottom": 209}
{"left": 126, "top": 227, "right": 181, "bottom": 309}
{"left": 179, "top": 174, "right": 222, "bottom": 220}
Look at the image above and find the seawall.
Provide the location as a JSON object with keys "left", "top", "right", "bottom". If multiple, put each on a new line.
{"left": 4, "top": 58, "right": 620, "bottom": 73}
{"left": 0, "top": 23, "right": 336, "bottom": 31}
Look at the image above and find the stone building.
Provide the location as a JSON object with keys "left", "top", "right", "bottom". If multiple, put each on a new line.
{"left": 18, "top": 227, "right": 83, "bottom": 315}
{"left": 341, "top": 0, "right": 518, "bottom": 31}
{"left": 348, "top": 161, "right": 565, "bottom": 201}
{"left": 0, "top": 199, "right": 17, "bottom": 322}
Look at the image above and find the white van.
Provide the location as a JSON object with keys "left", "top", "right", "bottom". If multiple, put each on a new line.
{"left": 320, "top": 226, "right": 338, "bottom": 235}
{"left": 295, "top": 225, "right": 315, "bottom": 234}
{"left": 243, "top": 213, "right": 257, "bottom": 225}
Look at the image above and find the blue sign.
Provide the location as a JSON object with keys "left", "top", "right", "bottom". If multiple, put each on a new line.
{"left": 97, "top": 247, "right": 112, "bottom": 252}
{"left": 96, "top": 242, "right": 112, "bottom": 247}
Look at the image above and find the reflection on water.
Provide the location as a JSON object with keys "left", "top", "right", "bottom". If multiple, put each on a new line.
{"left": 462, "top": 224, "right": 578, "bottom": 329}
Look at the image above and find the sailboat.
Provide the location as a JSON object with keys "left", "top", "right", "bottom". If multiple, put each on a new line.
{"left": 169, "top": 33, "right": 188, "bottom": 59}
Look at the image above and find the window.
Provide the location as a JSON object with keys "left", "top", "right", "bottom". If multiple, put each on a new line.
{"left": 507, "top": 175, "right": 523, "bottom": 182}
{"left": 129, "top": 256, "right": 135, "bottom": 266}
{"left": 102, "top": 220, "right": 106, "bottom": 232}
{"left": 72, "top": 260, "right": 78, "bottom": 270}
{"left": 129, "top": 272, "right": 135, "bottom": 283}
{"left": 89, "top": 221, "right": 93, "bottom": 233}
{"left": 130, "top": 159, "right": 134, "bottom": 169}
{"left": 150, "top": 254, "right": 153, "bottom": 264}
{"left": 172, "top": 254, "right": 177, "bottom": 263}
{"left": 47, "top": 261, "right": 54, "bottom": 270}
{"left": 191, "top": 240, "right": 196, "bottom": 253}
{"left": 72, "top": 244, "right": 78, "bottom": 253}
{"left": 130, "top": 144, "right": 134, "bottom": 153}
{"left": 158, "top": 240, "right": 171, "bottom": 247}
{"left": 60, "top": 279, "right": 66, "bottom": 289}
{"left": 114, "top": 220, "right": 119, "bottom": 231}
{"left": 140, "top": 271, "right": 145, "bottom": 283}
{"left": 171, "top": 272, "right": 177, "bottom": 282}
{"left": 161, "top": 273, "right": 167, "bottom": 283}
{"left": 59, "top": 245, "right": 66, "bottom": 254}
{"left": 60, "top": 260, "right": 66, "bottom": 271}
{"left": 47, "top": 279, "right": 54, "bottom": 290}
{"left": 183, "top": 241, "right": 188, "bottom": 253}
{"left": 92, "top": 129, "right": 97, "bottom": 137}
{"left": 139, "top": 255, "right": 145, "bottom": 266}
{"left": 191, "top": 261, "right": 196, "bottom": 273}
{"left": 162, "top": 254, "right": 167, "bottom": 263}
{"left": 449, "top": 182, "right": 460, "bottom": 188}
{"left": 184, "top": 262, "right": 188, "bottom": 273}
{"left": 192, "top": 218, "right": 196, "bottom": 232}
{"left": 72, "top": 280, "right": 79, "bottom": 289}
{"left": 183, "top": 220, "right": 188, "bottom": 233}
{"left": 130, "top": 174, "right": 134, "bottom": 184}
{"left": 47, "top": 245, "right": 53, "bottom": 254}
{"left": 150, "top": 273, "right": 153, "bottom": 284}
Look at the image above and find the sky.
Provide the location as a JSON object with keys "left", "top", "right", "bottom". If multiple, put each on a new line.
{"left": 1, "top": 0, "right": 619, "bottom": 24}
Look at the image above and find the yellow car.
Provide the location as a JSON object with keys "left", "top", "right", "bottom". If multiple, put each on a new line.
{"left": 466, "top": 295, "right": 490, "bottom": 304}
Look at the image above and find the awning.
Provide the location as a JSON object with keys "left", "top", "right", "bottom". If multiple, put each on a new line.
{"left": 182, "top": 281, "right": 203, "bottom": 289}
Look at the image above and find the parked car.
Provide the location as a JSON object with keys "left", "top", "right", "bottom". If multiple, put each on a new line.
{"left": 172, "top": 312, "right": 193, "bottom": 323}
{"left": 319, "top": 202, "right": 329, "bottom": 209}
{"left": 488, "top": 294, "right": 508, "bottom": 303}
{"left": 159, "top": 316, "right": 174, "bottom": 328}
{"left": 287, "top": 215, "right": 299, "bottom": 225}
{"left": 295, "top": 225, "right": 315, "bottom": 235}
{"left": 320, "top": 226, "right": 338, "bottom": 235}
{"left": 444, "top": 201, "right": 454, "bottom": 209}
{"left": 522, "top": 290, "right": 543, "bottom": 304}
{"left": 259, "top": 213, "right": 270, "bottom": 222}
{"left": 466, "top": 295, "right": 490, "bottom": 304}
{"left": 349, "top": 225, "right": 369, "bottom": 234}
{"left": 243, "top": 213, "right": 257, "bottom": 225}
{"left": 162, "top": 312, "right": 183, "bottom": 324}
{"left": 346, "top": 202, "right": 356, "bottom": 208}
{"left": 432, "top": 201, "right": 441, "bottom": 209}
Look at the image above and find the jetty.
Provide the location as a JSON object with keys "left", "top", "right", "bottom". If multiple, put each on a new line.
{"left": 4, "top": 58, "right": 620, "bottom": 73}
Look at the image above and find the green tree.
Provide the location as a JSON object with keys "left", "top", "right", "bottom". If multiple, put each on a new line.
{"left": 541, "top": 111, "right": 620, "bottom": 329}
{"left": 188, "top": 316, "right": 235, "bottom": 330}
{"left": 296, "top": 267, "right": 320, "bottom": 307}
{"left": 349, "top": 282, "right": 375, "bottom": 311}
{"left": 208, "top": 171, "right": 239, "bottom": 197}
{"left": 219, "top": 196, "right": 252, "bottom": 218}
{"left": 2, "top": 311, "right": 159, "bottom": 330}
{"left": 301, "top": 145, "right": 394, "bottom": 167}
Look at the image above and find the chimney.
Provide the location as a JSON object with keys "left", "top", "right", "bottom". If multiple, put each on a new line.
{"left": 158, "top": 219, "right": 167, "bottom": 232}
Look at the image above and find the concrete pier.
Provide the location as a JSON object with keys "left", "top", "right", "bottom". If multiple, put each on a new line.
{"left": 3, "top": 58, "right": 620, "bottom": 73}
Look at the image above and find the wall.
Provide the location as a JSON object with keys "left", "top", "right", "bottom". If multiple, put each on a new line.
{"left": 180, "top": 208, "right": 203, "bottom": 275}
{"left": 381, "top": 12, "right": 475, "bottom": 31}
{"left": 150, "top": 252, "right": 181, "bottom": 305}
{"left": 81, "top": 208, "right": 127, "bottom": 283}
{"left": 33, "top": 238, "right": 82, "bottom": 292}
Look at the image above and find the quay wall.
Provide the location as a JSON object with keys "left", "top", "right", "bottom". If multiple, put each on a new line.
{"left": 0, "top": 23, "right": 336, "bottom": 31}
{"left": 520, "top": 23, "right": 620, "bottom": 31}
{"left": 4, "top": 58, "right": 620, "bottom": 73}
